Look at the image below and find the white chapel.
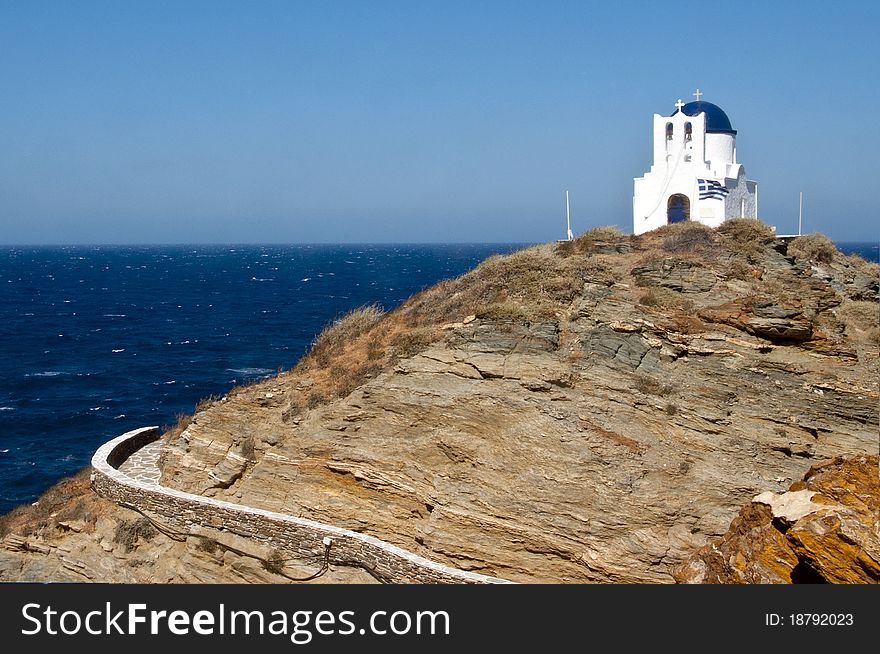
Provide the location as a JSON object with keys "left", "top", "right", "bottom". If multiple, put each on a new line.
{"left": 633, "top": 90, "right": 758, "bottom": 235}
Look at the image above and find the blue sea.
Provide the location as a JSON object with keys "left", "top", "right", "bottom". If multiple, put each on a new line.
{"left": 0, "top": 241, "right": 875, "bottom": 515}
{"left": 0, "top": 244, "right": 526, "bottom": 514}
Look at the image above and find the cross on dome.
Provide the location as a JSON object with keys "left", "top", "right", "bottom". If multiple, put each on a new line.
{"left": 693, "top": 88, "right": 703, "bottom": 102}
{"left": 674, "top": 99, "right": 685, "bottom": 111}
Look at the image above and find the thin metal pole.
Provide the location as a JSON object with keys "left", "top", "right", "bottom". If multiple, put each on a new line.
{"left": 566, "top": 191, "right": 574, "bottom": 240}
{"left": 798, "top": 192, "right": 803, "bottom": 236}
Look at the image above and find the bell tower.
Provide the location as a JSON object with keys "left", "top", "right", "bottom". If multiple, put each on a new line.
{"left": 633, "top": 91, "right": 758, "bottom": 234}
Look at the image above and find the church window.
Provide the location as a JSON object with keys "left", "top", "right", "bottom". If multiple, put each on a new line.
{"left": 666, "top": 123, "right": 673, "bottom": 140}
{"left": 685, "top": 122, "right": 692, "bottom": 141}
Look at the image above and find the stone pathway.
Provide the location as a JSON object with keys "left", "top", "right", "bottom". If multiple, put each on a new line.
{"left": 117, "top": 439, "right": 163, "bottom": 485}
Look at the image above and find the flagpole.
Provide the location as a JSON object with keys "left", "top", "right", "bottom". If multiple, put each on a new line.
{"left": 798, "top": 192, "right": 803, "bottom": 236}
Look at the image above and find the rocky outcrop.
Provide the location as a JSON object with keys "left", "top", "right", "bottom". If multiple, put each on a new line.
{"left": 674, "top": 454, "right": 879, "bottom": 583}
{"left": 3, "top": 222, "right": 877, "bottom": 584}
{"left": 154, "top": 224, "right": 878, "bottom": 584}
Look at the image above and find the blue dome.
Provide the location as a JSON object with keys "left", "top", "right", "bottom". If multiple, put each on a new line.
{"left": 672, "top": 101, "right": 736, "bottom": 135}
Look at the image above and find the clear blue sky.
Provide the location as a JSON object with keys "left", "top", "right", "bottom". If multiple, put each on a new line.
{"left": 1, "top": 0, "right": 877, "bottom": 243}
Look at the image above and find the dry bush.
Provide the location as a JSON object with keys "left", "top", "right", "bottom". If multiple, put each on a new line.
{"left": 571, "top": 225, "right": 625, "bottom": 254}
{"left": 307, "top": 304, "right": 385, "bottom": 366}
{"left": 725, "top": 260, "right": 758, "bottom": 281}
{"left": 306, "top": 392, "right": 326, "bottom": 409}
{"left": 391, "top": 327, "right": 437, "bottom": 357}
{"left": 637, "top": 288, "right": 694, "bottom": 311}
{"left": 788, "top": 234, "right": 837, "bottom": 264}
{"left": 335, "top": 362, "right": 383, "bottom": 397}
{"left": 239, "top": 435, "right": 256, "bottom": 462}
{"left": 633, "top": 374, "right": 674, "bottom": 396}
{"left": 263, "top": 549, "right": 286, "bottom": 574}
{"left": 638, "top": 289, "right": 663, "bottom": 307}
{"left": 661, "top": 223, "right": 715, "bottom": 254}
{"left": 846, "top": 252, "right": 880, "bottom": 274}
{"left": 365, "top": 334, "right": 386, "bottom": 360}
{"left": 476, "top": 301, "right": 530, "bottom": 321}
{"left": 554, "top": 239, "right": 576, "bottom": 257}
{"left": 716, "top": 219, "right": 776, "bottom": 257}
{"left": 113, "top": 517, "right": 158, "bottom": 552}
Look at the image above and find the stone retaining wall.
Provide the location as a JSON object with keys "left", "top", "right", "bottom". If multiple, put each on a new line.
{"left": 91, "top": 426, "right": 510, "bottom": 584}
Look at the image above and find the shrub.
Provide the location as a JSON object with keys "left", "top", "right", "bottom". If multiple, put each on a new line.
{"left": 476, "top": 301, "right": 530, "bottom": 321}
{"left": 392, "top": 327, "right": 437, "bottom": 357}
{"left": 638, "top": 290, "right": 663, "bottom": 307}
{"left": 263, "top": 549, "right": 286, "bottom": 574}
{"left": 716, "top": 219, "right": 776, "bottom": 257}
{"left": 633, "top": 374, "right": 674, "bottom": 396}
{"left": 335, "top": 361, "right": 383, "bottom": 398}
{"left": 661, "top": 223, "right": 715, "bottom": 254}
{"left": 726, "top": 260, "right": 757, "bottom": 281}
{"left": 365, "top": 334, "right": 385, "bottom": 360}
{"left": 572, "top": 225, "right": 625, "bottom": 254}
{"left": 788, "top": 233, "right": 837, "bottom": 264}
{"left": 239, "top": 435, "right": 256, "bottom": 462}
{"left": 114, "top": 517, "right": 158, "bottom": 552}
{"left": 637, "top": 288, "right": 693, "bottom": 311}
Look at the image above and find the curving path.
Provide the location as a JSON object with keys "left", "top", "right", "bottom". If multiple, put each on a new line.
{"left": 92, "top": 426, "right": 511, "bottom": 584}
{"left": 117, "top": 439, "right": 163, "bottom": 485}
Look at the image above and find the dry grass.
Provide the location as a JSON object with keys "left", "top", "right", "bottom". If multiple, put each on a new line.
{"left": 788, "top": 233, "right": 837, "bottom": 264}
{"left": 161, "top": 412, "right": 194, "bottom": 440}
{"left": 403, "top": 243, "right": 607, "bottom": 325}
{"left": 277, "top": 243, "right": 602, "bottom": 409}
{"left": 307, "top": 304, "right": 385, "bottom": 367}
{"left": 391, "top": 327, "right": 438, "bottom": 357}
{"left": 0, "top": 468, "right": 96, "bottom": 537}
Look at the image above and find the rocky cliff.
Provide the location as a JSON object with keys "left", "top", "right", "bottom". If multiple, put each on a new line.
{"left": 2, "top": 222, "right": 878, "bottom": 583}
{"left": 675, "top": 453, "right": 879, "bottom": 583}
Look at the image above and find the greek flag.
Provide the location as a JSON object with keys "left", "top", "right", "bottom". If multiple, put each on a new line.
{"left": 698, "top": 179, "right": 729, "bottom": 200}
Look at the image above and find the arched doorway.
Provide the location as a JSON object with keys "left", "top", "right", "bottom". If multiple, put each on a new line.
{"left": 667, "top": 194, "right": 690, "bottom": 224}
